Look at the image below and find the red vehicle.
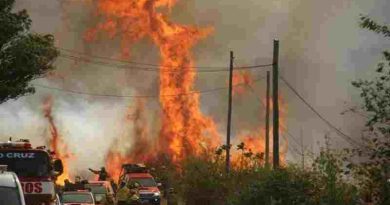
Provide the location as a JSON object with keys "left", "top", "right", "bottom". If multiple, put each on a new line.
{"left": 119, "top": 164, "right": 161, "bottom": 205}
{"left": 0, "top": 139, "right": 63, "bottom": 205}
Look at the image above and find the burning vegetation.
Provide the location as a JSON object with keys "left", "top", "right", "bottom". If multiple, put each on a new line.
{"left": 42, "top": 96, "right": 71, "bottom": 185}
{"left": 82, "top": 0, "right": 288, "bottom": 171}
{"left": 38, "top": 0, "right": 289, "bottom": 180}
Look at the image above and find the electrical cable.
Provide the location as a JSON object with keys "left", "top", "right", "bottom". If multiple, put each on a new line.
{"left": 232, "top": 67, "right": 314, "bottom": 160}
{"left": 279, "top": 75, "right": 365, "bottom": 148}
{"left": 233, "top": 68, "right": 317, "bottom": 159}
{"left": 58, "top": 47, "right": 226, "bottom": 68}
{"left": 59, "top": 54, "right": 273, "bottom": 73}
{"left": 282, "top": 126, "right": 316, "bottom": 160}
{"left": 281, "top": 134, "right": 303, "bottom": 156}
{"left": 32, "top": 77, "right": 266, "bottom": 99}
{"left": 58, "top": 47, "right": 273, "bottom": 71}
{"left": 59, "top": 54, "right": 228, "bottom": 73}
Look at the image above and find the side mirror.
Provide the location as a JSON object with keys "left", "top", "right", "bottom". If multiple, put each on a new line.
{"left": 157, "top": 183, "right": 162, "bottom": 187}
{"left": 53, "top": 159, "right": 63, "bottom": 175}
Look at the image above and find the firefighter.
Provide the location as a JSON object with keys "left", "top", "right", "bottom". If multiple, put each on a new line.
{"left": 89, "top": 167, "right": 109, "bottom": 181}
{"left": 73, "top": 176, "right": 84, "bottom": 190}
{"left": 127, "top": 182, "right": 141, "bottom": 205}
{"left": 116, "top": 181, "right": 140, "bottom": 205}
{"left": 116, "top": 182, "right": 130, "bottom": 205}
{"left": 63, "top": 179, "right": 73, "bottom": 191}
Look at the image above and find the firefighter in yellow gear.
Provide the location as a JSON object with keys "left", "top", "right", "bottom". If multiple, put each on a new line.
{"left": 116, "top": 181, "right": 141, "bottom": 205}
{"left": 116, "top": 184, "right": 130, "bottom": 205}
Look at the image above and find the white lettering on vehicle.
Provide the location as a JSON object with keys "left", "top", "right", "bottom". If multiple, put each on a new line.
{"left": 20, "top": 182, "right": 55, "bottom": 195}
{"left": 0, "top": 152, "right": 35, "bottom": 158}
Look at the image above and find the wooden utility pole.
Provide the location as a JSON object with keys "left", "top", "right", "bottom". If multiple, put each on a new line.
{"left": 226, "top": 51, "right": 234, "bottom": 174}
{"left": 265, "top": 71, "right": 271, "bottom": 168}
{"left": 272, "top": 40, "right": 280, "bottom": 168}
{"left": 300, "top": 127, "right": 305, "bottom": 169}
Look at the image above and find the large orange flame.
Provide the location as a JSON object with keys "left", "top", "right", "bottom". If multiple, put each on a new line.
{"left": 84, "top": 0, "right": 289, "bottom": 173}
{"left": 86, "top": 0, "right": 220, "bottom": 166}
{"left": 42, "top": 96, "right": 72, "bottom": 185}
{"left": 105, "top": 99, "right": 155, "bottom": 181}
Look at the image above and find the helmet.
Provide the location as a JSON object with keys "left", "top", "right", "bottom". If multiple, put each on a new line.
{"left": 75, "top": 176, "right": 81, "bottom": 182}
{"left": 128, "top": 181, "right": 140, "bottom": 189}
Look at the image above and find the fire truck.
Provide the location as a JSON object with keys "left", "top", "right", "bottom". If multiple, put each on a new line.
{"left": 0, "top": 138, "right": 64, "bottom": 205}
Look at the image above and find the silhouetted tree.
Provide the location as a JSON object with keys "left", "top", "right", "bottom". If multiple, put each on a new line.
{"left": 0, "top": 0, "right": 58, "bottom": 104}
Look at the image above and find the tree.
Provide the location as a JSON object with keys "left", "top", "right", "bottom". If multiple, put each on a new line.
{"left": 350, "top": 15, "right": 390, "bottom": 205}
{"left": 0, "top": 0, "right": 58, "bottom": 104}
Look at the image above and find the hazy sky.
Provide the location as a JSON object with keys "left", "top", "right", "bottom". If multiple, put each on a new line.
{"left": 1, "top": 0, "right": 389, "bottom": 171}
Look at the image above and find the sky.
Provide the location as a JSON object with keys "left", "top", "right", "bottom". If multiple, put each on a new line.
{"left": 1, "top": 0, "right": 389, "bottom": 172}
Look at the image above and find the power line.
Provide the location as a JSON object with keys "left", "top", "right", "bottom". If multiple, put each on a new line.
{"left": 33, "top": 84, "right": 222, "bottom": 98}
{"left": 59, "top": 54, "right": 227, "bottom": 73}
{"left": 58, "top": 47, "right": 224, "bottom": 68}
{"left": 281, "top": 126, "right": 316, "bottom": 160}
{"left": 235, "top": 73, "right": 315, "bottom": 160}
{"left": 282, "top": 127, "right": 301, "bottom": 149}
{"left": 240, "top": 71, "right": 363, "bottom": 152}
{"left": 58, "top": 47, "right": 273, "bottom": 71}
{"left": 32, "top": 77, "right": 266, "bottom": 99}
{"left": 59, "top": 54, "right": 272, "bottom": 73}
{"left": 233, "top": 61, "right": 267, "bottom": 101}
{"left": 279, "top": 75, "right": 364, "bottom": 148}
{"left": 281, "top": 134, "right": 302, "bottom": 157}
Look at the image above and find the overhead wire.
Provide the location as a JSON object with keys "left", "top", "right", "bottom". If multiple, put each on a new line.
{"left": 282, "top": 127, "right": 316, "bottom": 160}
{"left": 53, "top": 49, "right": 364, "bottom": 151}
{"left": 59, "top": 54, "right": 229, "bottom": 73}
{"left": 58, "top": 47, "right": 273, "bottom": 72}
{"left": 232, "top": 63, "right": 311, "bottom": 160}
{"left": 236, "top": 64, "right": 362, "bottom": 153}
{"left": 58, "top": 47, "right": 226, "bottom": 69}
{"left": 281, "top": 134, "right": 303, "bottom": 157}
{"left": 279, "top": 75, "right": 365, "bottom": 148}
{"left": 32, "top": 76, "right": 267, "bottom": 99}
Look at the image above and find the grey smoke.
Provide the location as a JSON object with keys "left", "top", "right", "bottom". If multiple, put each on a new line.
{"left": 1, "top": 0, "right": 388, "bottom": 176}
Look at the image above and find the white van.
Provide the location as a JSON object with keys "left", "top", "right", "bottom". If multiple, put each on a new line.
{"left": 0, "top": 165, "right": 26, "bottom": 205}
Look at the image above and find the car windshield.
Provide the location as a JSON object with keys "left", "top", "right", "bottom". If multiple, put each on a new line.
{"left": 130, "top": 178, "right": 157, "bottom": 187}
{"left": 61, "top": 193, "right": 93, "bottom": 203}
{"left": 0, "top": 151, "right": 50, "bottom": 177}
{"left": 0, "top": 187, "right": 22, "bottom": 205}
{"left": 85, "top": 184, "right": 107, "bottom": 194}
